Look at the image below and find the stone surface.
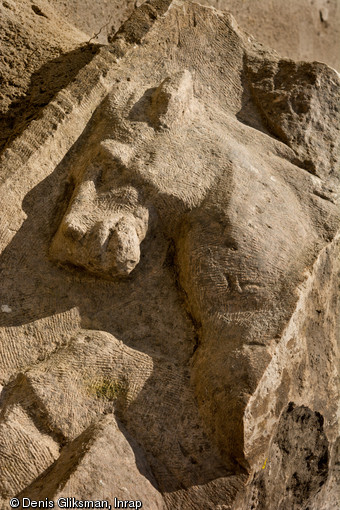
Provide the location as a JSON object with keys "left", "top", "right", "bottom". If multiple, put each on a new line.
{"left": 0, "top": 1, "right": 339, "bottom": 509}
{"left": 201, "top": 0, "right": 340, "bottom": 71}
{"left": 0, "top": 0, "right": 90, "bottom": 152}
{"left": 19, "top": 414, "right": 165, "bottom": 509}
{"left": 51, "top": 0, "right": 141, "bottom": 44}
{"left": 49, "top": 0, "right": 340, "bottom": 70}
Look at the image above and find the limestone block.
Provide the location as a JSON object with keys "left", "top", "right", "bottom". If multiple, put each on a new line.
{"left": 0, "top": 1, "right": 339, "bottom": 508}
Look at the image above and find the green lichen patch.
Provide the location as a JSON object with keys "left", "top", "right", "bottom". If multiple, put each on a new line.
{"left": 86, "top": 377, "right": 128, "bottom": 402}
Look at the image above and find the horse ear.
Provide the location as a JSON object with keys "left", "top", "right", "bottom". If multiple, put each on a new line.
{"left": 99, "top": 139, "right": 135, "bottom": 167}
{"left": 148, "top": 70, "right": 194, "bottom": 129}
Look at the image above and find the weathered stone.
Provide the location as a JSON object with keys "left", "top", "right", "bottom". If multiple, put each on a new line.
{"left": 19, "top": 414, "right": 165, "bottom": 509}
{"left": 0, "top": 0, "right": 90, "bottom": 152}
{"left": 0, "top": 1, "right": 339, "bottom": 509}
{"left": 50, "top": 0, "right": 340, "bottom": 70}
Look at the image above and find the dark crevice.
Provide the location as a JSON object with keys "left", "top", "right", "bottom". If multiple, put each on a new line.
{"left": 31, "top": 5, "right": 48, "bottom": 18}
{"left": 312, "top": 189, "right": 336, "bottom": 204}
{"left": 163, "top": 239, "right": 202, "bottom": 358}
{"left": 236, "top": 56, "right": 275, "bottom": 139}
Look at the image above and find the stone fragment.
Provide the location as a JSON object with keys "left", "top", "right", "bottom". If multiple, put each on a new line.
{"left": 20, "top": 414, "right": 165, "bottom": 509}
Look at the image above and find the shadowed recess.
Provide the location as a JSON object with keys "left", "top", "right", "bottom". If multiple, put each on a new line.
{"left": 0, "top": 44, "right": 100, "bottom": 154}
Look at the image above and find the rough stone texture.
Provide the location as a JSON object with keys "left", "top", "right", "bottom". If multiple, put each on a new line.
{"left": 0, "top": 1, "right": 339, "bottom": 509}
{"left": 51, "top": 0, "right": 143, "bottom": 44}
{"left": 48, "top": 0, "right": 340, "bottom": 70}
{"left": 236, "top": 231, "right": 340, "bottom": 509}
{"left": 237, "top": 404, "right": 330, "bottom": 510}
{"left": 19, "top": 414, "right": 165, "bottom": 508}
{"left": 0, "top": 0, "right": 91, "bottom": 152}
{"left": 201, "top": 0, "right": 340, "bottom": 72}
{"left": 2, "top": 0, "right": 339, "bottom": 151}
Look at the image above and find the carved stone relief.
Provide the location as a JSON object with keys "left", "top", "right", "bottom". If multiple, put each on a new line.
{"left": 0, "top": 1, "right": 339, "bottom": 509}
